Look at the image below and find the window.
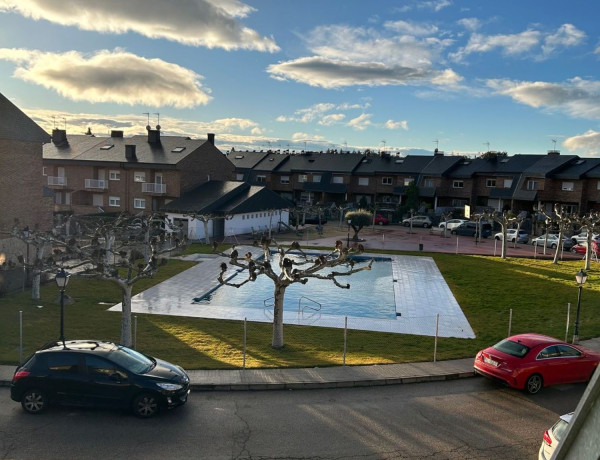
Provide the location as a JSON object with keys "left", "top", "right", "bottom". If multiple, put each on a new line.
{"left": 358, "top": 177, "right": 369, "bottom": 186}
{"left": 332, "top": 176, "right": 343, "bottom": 184}
{"left": 46, "top": 353, "right": 80, "bottom": 373}
{"left": 236, "top": 173, "right": 244, "bottom": 181}
{"left": 171, "top": 147, "right": 186, "bottom": 153}
{"left": 597, "top": 180, "right": 600, "bottom": 190}
{"left": 134, "top": 198, "right": 146, "bottom": 209}
{"left": 562, "top": 182, "right": 574, "bottom": 191}
{"left": 92, "top": 194, "right": 103, "bottom": 206}
{"left": 453, "top": 180, "right": 464, "bottom": 188}
{"left": 298, "top": 174, "right": 307, "bottom": 183}
{"left": 42, "top": 166, "right": 47, "bottom": 176}
{"left": 504, "top": 179, "right": 513, "bottom": 188}
{"left": 486, "top": 178, "right": 496, "bottom": 187}
{"left": 280, "top": 176, "right": 290, "bottom": 184}
{"left": 109, "top": 170, "right": 120, "bottom": 181}
{"left": 312, "top": 174, "right": 321, "bottom": 182}
{"left": 527, "top": 180, "right": 538, "bottom": 191}
{"left": 256, "top": 175, "right": 266, "bottom": 183}
{"left": 404, "top": 178, "right": 414, "bottom": 186}
{"left": 382, "top": 177, "right": 393, "bottom": 185}
{"left": 100, "top": 144, "right": 114, "bottom": 150}
{"left": 424, "top": 179, "right": 435, "bottom": 188}
{"left": 134, "top": 172, "right": 145, "bottom": 182}
{"left": 109, "top": 196, "right": 121, "bottom": 207}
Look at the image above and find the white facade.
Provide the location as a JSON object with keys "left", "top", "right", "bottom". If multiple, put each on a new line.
{"left": 167, "top": 210, "right": 289, "bottom": 241}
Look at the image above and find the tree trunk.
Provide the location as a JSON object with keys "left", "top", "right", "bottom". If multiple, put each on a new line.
{"left": 120, "top": 283, "right": 134, "bottom": 347}
{"left": 271, "top": 283, "right": 287, "bottom": 349}
{"left": 31, "top": 269, "right": 41, "bottom": 300}
{"left": 203, "top": 220, "right": 210, "bottom": 245}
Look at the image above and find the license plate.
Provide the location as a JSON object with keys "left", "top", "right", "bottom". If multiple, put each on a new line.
{"left": 484, "top": 356, "right": 499, "bottom": 367}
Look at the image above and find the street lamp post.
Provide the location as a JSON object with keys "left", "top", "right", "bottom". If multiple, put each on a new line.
{"left": 347, "top": 219, "right": 352, "bottom": 248}
{"left": 573, "top": 268, "right": 587, "bottom": 344}
{"left": 55, "top": 269, "right": 70, "bottom": 346}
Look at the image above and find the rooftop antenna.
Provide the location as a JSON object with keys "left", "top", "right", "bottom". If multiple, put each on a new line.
{"left": 143, "top": 112, "right": 151, "bottom": 131}
{"left": 153, "top": 112, "right": 161, "bottom": 130}
{"left": 483, "top": 141, "right": 490, "bottom": 151}
{"left": 433, "top": 139, "right": 439, "bottom": 150}
{"left": 381, "top": 139, "right": 386, "bottom": 152}
{"left": 62, "top": 117, "right": 67, "bottom": 130}
{"left": 552, "top": 139, "right": 557, "bottom": 150}
{"left": 343, "top": 140, "right": 347, "bottom": 153}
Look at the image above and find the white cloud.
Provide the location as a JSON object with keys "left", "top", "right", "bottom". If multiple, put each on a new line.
{"left": 291, "top": 132, "right": 325, "bottom": 142}
{"left": 0, "top": 48, "right": 211, "bottom": 108}
{"left": 268, "top": 24, "right": 459, "bottom": 89}
{"left": 0, "top": 0, "right": 278, "bottom": 52}
{"left": 563, "top": 130, "right": 600, "bottom": 156}
{"left": 451, "top": 24, "right": 586, "bottom": 62}
{"left": 457, "top": 17, "right": 481, "bottom": 32}
{"left": 542, "top": 24, "right": 586, "bottom": 55}
{"left": 384, "top": 20, "right": 439, "bottom": 36}
{"left": 319, "top": 113, "right": 345, "bottom": 126}
{"left": 384, "top": 120, "right": 408, "bottom": 130}
{"left": 277, "top": 102, "right": 369, "bottom": 123}
{"left": 347, "top": 113, "right": 372, "bottom": 131}
{"left": 486, "top": 77, "right": 600, "bottom": 120}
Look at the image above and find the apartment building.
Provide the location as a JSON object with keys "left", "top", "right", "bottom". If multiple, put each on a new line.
{"left": 0, "top": 93, "right": 53, "bottom": 233}
{"left": 43, "top": 129, "right": 235, "bottom": 218}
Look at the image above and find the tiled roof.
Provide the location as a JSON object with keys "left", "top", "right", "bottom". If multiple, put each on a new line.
{"left": 523, "top": 153, "right": 579, "bottom": 176}
{"left": 225, "top": 151, "right": 270, "bottom": 170}
{"left": 354, "top": 154, "right": 432, "bottom": 174}
{"left": 420, "top": 154, "right": 463, "bottom": 176}
{"left": 0, "top": 92, "right": 50, "bottom": 143}
{"left": 276, "top": 152, "right": 364, "bottom": 173}
{"left": 162, "top": 180, "right": 291, "bottom": 215}
{"left": 552, "top": 158, "right": 600, "bottom": 179}
{"left": 43, "top": 131, "right": 216, "bottom": 166}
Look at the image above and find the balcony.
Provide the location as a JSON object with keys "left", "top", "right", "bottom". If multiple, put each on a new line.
{"left": 142, "top": 182, "right": 167, "bottom": 194}
{"left": 47, "top": 176, "right": 67, "bottom": 187}
{"left": 85, "top": 179, "right": 108, "bottom": 189}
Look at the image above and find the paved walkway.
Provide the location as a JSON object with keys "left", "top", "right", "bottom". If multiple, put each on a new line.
{"left": 1, "top": 226, "right": 595, "bottom": 391}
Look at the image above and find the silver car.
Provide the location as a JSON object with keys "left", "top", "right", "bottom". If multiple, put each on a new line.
{"left": 494, "top": 229, "right": 529, "bottom": 243}
{"left": 538, "top": 412, "right": 572, "bottom": 460}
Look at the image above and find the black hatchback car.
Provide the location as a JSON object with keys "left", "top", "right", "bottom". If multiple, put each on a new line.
{"left": 10, "top": 340, "right": 190, "bottom": 417}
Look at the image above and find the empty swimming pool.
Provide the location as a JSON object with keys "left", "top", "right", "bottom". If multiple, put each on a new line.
{"left": 194, "top": 256, "right": 396, "bottom": 319}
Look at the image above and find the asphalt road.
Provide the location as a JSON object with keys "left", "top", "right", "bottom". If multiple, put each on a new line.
{"left": 0, "top": 378, "right": 586, "bottom": 460}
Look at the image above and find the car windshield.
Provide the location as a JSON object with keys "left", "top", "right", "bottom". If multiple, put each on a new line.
{"left": 106, "top": 345, "right": 155, "bottom": 374}
{"left": 492, "top": 339, "right": 530, "bottom": 358}
{"left": 552, "top": 419, "right": 570, "bottom": 443}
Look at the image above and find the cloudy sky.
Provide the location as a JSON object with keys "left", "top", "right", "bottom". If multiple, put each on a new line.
{"left": 1, "top": 0, "right": 599, "bottom": 156}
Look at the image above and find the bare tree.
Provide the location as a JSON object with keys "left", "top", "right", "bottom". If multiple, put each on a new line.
{"left": 572, "top": 211, "right": 600, "bottom": 270}
{"left": 485, "top": 211, "right": 523, "bottom": 259}
{"left": 61, "top": 213, "right": 185, "bottom": 346}
{"left": 539, "top": 204, "right": 575, "bottom": 264}
{"left": 214, "top": 237, "right": 373, "bottom": 349}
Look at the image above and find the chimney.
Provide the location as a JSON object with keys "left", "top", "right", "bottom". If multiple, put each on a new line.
{"left": 125, "top": 144, "right": 137, "bottom": 161}
{"left": 207, "top": 133, "right": 215, "bottom": 145}
{"left": 547, "top": 150, "right": 560, "bottom": 156}
{"left": 52, "top": 128, "right": 68, "bottom": 146}
{"left": 147, "top": 124, "right": 161, "bottom": 143}
{"left": 111, "top": 130, "right": 124, "bottom": 138}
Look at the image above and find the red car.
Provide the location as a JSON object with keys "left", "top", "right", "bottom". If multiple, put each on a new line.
{"left": 374, "top": 214, "right": 389, "bottom": 225}
{"left": 473, "top": 333, "right": 600, "bottom": 394}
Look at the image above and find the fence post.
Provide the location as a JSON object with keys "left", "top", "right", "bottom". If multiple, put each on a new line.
{"left": 565, "top": 303, "right": 571, "bottom": 343}
{"left": 508, "top": 309, "right": 512, "bottom": 337}
{"left": 243, "top": 317, "right": 247, "bottom": 369}
{"left": 343, "top": 317, "right": 347, "bottom": 366}
{"left": 433, "top": 314, "right": 439, "bottom": 363}
{"left": 19, "top": 310, "right": 23, "bottom": 365}
{"left": 133, "top": 315, "right": 137, "bottom": 349}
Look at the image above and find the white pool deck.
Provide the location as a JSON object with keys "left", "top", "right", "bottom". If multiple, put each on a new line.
{"left": 109, "top": 247, "right": 475, "bottom": 339}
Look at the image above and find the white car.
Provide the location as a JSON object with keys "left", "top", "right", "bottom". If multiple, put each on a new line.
{"left": 438, "top": 219, "right": 468, "bottom": 231}
{"left": 531, "top": 234, "right": 573, "bottom": 249}
{"left": 494, "top": 229, "right": 529, "bottom": 243}
{"left": 538, "top": 412, "right": 573, "bottom": 460}
{"left": 571, "top": 231, "right": 598, "bottom": 244}
{"left": 402, "top": 215, "right": 432, "bottom": 228}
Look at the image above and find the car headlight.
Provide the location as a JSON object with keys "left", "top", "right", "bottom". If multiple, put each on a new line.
{"left": 156, "top": 382, "right": 183, "bottom": 391}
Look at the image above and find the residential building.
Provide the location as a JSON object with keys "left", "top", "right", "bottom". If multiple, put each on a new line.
{"left": 43, "top": 129, "right": 235, "bottom": 219}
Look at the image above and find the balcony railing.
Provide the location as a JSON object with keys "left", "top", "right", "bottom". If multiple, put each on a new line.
{"left": 142, "top": 183, "right": 167, "bottom": 194}
{"left": 47, "top": 176, "right": 67, "bottom": 186}
{"left": 85, "top": 179, "right": 108, "bottom": 189}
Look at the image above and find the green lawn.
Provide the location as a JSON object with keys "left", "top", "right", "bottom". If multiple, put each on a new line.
{"left": 1, "top": 248, "right": 598, "bottom": 369}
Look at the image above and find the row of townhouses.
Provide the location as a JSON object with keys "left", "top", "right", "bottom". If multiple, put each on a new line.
{"left": 227, "top": 149, "right": 600, "bottom": 217}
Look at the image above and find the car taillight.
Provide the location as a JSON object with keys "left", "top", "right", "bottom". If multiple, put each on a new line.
{"left": 12, "top": 370, "right": 31, "bottom": 382}
{"left": 542, "top": 430, "right": 552, "bottom": 446}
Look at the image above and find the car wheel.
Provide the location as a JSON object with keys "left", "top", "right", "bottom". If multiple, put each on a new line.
{"left": 132, "top": 392, "right": 160, "bottom": 418}
{"left": 525, "top": 374, "right": 543, "bottom": 394}
{"left": 451, "top": 230, "right": 457, "bottom": 235}
{"left": 378, "top": 221, "right": 383, "bottom": 226}
{"left": 21, "top": 388, "right": 47, "bottom": 414}
{"left": 403, "top": 222, "right": 409, "bottom": 227}
{"left": 423, "top": 223, "right": 430, "bottom": 228}
{"left": 551, "top": 243, "right": 557, "bottom": 249}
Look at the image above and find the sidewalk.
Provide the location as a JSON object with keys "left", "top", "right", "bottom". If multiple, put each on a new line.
{"left": 2, "top": 338, "right": 599, "bottom": 391}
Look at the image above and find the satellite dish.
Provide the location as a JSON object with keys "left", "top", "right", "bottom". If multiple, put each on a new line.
{"left": 156, "top": 124, "right": 161, "bottom": 131}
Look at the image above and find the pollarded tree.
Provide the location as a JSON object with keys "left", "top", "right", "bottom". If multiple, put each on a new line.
{"left": 214, "top": 237, "right": 373, "bottom": 348}
{"left": 61, "top": 212, "right": 185, "bottom": 346}
{"left": 572, "top": 211, "right": 600, "bottom": 270}
{"left": 485, "top": 210, "right": 523, "bottom": 259}
{"left": 539, "top": 204, "right": 576, "bottom": 264}
{"left": 345, "top": 209, "right": 373, "bottom": 241}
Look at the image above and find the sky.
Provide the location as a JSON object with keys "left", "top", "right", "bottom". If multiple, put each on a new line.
{"left": 1, "top": 0, "right": 599, "bottom": 157}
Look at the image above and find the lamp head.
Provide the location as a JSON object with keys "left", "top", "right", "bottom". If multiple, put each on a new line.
{"left": 575, "top": 269, "right": 587, "bottom": 285}
{"left": 55, "top": 269, "right": 70, "bottom": 289}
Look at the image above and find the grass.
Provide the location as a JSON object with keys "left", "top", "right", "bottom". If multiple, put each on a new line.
{"left": 1, "top": 245, "right": 599, "bottom": 370}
